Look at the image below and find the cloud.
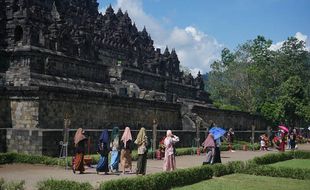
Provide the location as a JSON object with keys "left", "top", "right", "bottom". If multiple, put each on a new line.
{"left": 269, "top": 32, "right": 310, "bottom": 51}
{"left": 167, "top": 27, "right": 223, "bottom": 74}
{"left": 98, "top": 0, "right": 223, "bottom": 75}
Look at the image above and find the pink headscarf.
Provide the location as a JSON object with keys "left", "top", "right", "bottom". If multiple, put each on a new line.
{"left": 121, "top": 127, "right": 132, "bottom": 147}
{"left": 74, "top": 128, "right": 86, "bottom": 146}
{"left": 202, "top": 134, "right": 215, "bottom": 149}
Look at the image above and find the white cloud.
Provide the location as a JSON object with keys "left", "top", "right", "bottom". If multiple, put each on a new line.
{"left": 98, "top": 0, "right": 223, "bottom": 75}
{"left": 269, "top": 32, "right": 310, "bottom": 51}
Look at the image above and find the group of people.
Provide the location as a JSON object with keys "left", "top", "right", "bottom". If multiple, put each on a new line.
{"left": 72, "top": 127, "right": 180, "bottom": 175}
{"left": 272, "top": 128, "right": 298, "bottom": 152}
{"left": 201, "top": 133, "right": 223, "bottom": 165}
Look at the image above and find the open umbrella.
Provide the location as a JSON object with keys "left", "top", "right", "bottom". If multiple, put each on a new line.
{"left": 278, "top": 125, "right": 289, "bottom": 133}
{"left": 209, "top": 127, "right": 226, "bottom": 140}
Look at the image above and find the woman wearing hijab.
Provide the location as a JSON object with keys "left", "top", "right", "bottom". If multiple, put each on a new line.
{"left": 202, "top": 133, "right": 215, "bottom": 164}
{"left": 73, "top": 128, "right": 87, "bottom": 174}
{"left": 163, "top": 130, "right": 179, "bottom": 171}
{"left": 109, "top": 126, "right": 120, "bottom": 172}
{"left": 96, "top": 129, "right": 110, "bottom": 174}
{"left": 120, "top": 126, "right": 133, "bottom": 174}
{"left": 135, "top": 127, "right": 148, "bottom": 175}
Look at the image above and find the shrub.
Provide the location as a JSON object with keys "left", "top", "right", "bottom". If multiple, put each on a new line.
{"left": 289, "top": 150, "right": 310, "bottom": 159}
{"left": 243, "top": 165, "right": 310, "bottom": 180}
{"left": 225, "top": 161, "right": 246, "bottom": 173}
{"left": 0, "top": 178, "right": 25, "bottom": 190}
{"left": 251, "top": 152, "right": 293, "bottom": 165}
{"left": 37, "top": 179, "right": 93, "bottom": 190}
{"left": 99, "top": 165, "right": 213, "bottom": 190}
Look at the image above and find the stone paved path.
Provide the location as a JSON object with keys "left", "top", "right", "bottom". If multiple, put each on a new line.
{"left": 1, "top": 144, "right": 309, "bottom": 190}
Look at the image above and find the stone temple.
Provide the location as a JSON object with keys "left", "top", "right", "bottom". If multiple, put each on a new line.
{"left": 0, "top": 0, "right": 267, "bottom": 156}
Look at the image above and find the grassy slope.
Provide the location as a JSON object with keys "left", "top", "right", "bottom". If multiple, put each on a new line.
{"left": 269, "top": 159, "right": 310, "bottom": 169}
{"left": 173, "top": 174, "right": 310, "bottom": 190}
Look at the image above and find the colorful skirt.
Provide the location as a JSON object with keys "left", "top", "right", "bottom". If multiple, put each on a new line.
{"left": 74, "top": 153, "right": 85, "bottom": 172}
{"left": 120, "top": 149, "right": 132, "bottom": 169}
{"left": 96, "top": 155, "right": 109, "bottom": 172}
{"left": 110, "top": 150, "right": 120, "bottom": 171}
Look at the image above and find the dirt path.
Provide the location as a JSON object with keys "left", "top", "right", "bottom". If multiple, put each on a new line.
{"left": 1, "top": 144, "right": 309, "bottom": 190}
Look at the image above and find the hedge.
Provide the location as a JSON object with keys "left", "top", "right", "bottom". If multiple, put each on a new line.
{"left": 249, "top": 150, "right": 310, "bottom": 166}
{"left": 99, "top": 165, "right": 213, "bottom": 190}
{"left": 0, "top": 178, "right": 25, "bottom": 190}
{"left": 0, "top": 152, "right": 65, "bottom": 166}
{"left": 242, "top": 165, "right": 310, "bottom": 180}
{"left": 37, "top": 179, "right": 93, "bottom": 190}
{"left": 31, "top": 150, "right": 310, "bottom": 190}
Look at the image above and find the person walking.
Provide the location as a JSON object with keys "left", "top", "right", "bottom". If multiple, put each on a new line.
{"left": 109, "top": 126, "right": 120, "bottom": 172}
{"left": 163, "top": 130, "right": 179, "bottom": 171}
{"left": 135, "top": 127, "right": 148, "bottom": 175}
{"left": 202, "top": 133, "right": 215, "bottom": 164}
{"left": 120, "top": 126, "right": 133, "bottom": 174}
{"left": 226, "top": 128, "right": 235, "bottom": 152}
{"left": 213, "top": 137, "right": 222, "bottom": 164}
{"left": 73, "top": 128, "right": 87, "bottom": 174}
{"left": 96, "top": 129, "right": 110, "bottom": 175}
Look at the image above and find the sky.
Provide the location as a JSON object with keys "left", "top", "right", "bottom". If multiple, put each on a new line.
{"left": 97, "top": 0, "right": 310, "bottom": 75}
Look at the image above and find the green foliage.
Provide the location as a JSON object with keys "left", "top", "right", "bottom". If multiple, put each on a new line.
{"left": 99, "top": 166, "right": 213, "bottom": 190}
{"left": 206, "top": 35, "right": 310, "bottom": 127}
{"left": 270, "top": 159, "right": 310, "bottom": 169}
{"left": 37, "top": 179, "right": 93, "bottom": 190}
{"left": 251, "top": 152, "right": 293, "bottom": 165}
{"left": 173, "top": 173, "right": 310, "bottom": 190}
{"left": 0, "top": 152, "right": 66, "bottom": 166}
{"left": 243, "top": 165, "right": 310, "bottom": 180}
{"left": 0, "top": 178, "right": 25, "bottom": 190}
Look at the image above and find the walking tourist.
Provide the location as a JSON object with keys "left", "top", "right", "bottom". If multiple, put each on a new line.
{"left": 120, "top": 126, "right": 133, "bottom": 174}
{"left": 109, "top": 126, "right": 120, "bottom": 172}
{"left": 163, "top": 130, "right": 179, "bottom": 171}
{"left": 96, "top": 129, "right": 110, "bottom": 175}
{"left": 289, "top": 128, "right": 297, "bottom": 150}
{"left": 135, "top": 127, "right": 148, "bottom": 175}
{"left": 202, "top": 133, "right": 215, "bottom": 164}
{"left": 213, "top": 137, "right": 222, "bottom": 163}
{"left": 73, "top": 128, "right": 87, "bottom": 174}
{"left": 226, "top": 128, "right": 235, "bottom": 152}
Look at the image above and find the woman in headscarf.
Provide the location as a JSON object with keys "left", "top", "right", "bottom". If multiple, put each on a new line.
{"left": 96, "top": 129, "right": 110, "bottom": 174}
{"left": 73, "top": 128, "right": 87, "bottom": 174}
{"left": 109, "top": 126, "right": 120, "bottom": 172}
{"left": 135, "top": 127, "right": 148, "bottom": 175}
{"left": 120, "top": 126, "right": 133, "bottom": 174}
{"left": 202, "top": 133, "right": 215, "bottom": 164}
{"left": 163, "top": 130, "right": 179, "bottom": 171}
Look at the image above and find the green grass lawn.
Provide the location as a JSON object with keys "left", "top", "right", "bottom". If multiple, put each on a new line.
{"left": 269, "top": 159, "right": 310, "bottom": 169}
{"left": 172, "top": 174, "right": 310, "bottom": 190}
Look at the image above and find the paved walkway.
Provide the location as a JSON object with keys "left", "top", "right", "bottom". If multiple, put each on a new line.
{"left": 1, "top": 144, "right": 310, "bottom": 190}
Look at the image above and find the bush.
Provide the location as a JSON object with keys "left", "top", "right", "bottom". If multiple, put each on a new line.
{"left": 0, "top": 152, "right": 66, "bottom": 166}
{"left": 243, "top": 165, "right": 310, "bottom": 180}
{"left": 99, "top": 165, "right": 213, "bottom": 190}
{"left": 37, "top": 179, "right": 93, "bottom": 190}
{"left": 0, "top": 178, "right": 25, "bottom": 190}
{"left": 251, "top": 152, "right": 293, "bottom": 165}
{"left": 289, "top": 150, "right": 310, "bottom": 159}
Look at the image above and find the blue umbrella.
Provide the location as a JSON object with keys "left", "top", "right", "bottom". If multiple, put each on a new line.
{"left": 209, "top": 127, "right": 226, "bottom": 140}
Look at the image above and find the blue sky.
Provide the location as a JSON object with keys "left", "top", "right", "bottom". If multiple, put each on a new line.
{"left": 98, "top": 0, "right": 310, "bottom": 74}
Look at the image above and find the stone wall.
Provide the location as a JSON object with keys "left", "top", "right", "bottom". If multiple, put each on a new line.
{"left": 122, "top": 68, "right": 165, "bottom": 92}
{"left": 193, "top": 106, "right": 268, "bottom": 131}
{"left": 38, "top": 89, "right": 181, "bottom": 130}
{"left": 6, "top": 128, "right": 42, "bottom": 155}
{"left": 10, "top": 98, "right": 39, "bottom": 128}
{"left": 0, "top": 95, "right": 11, "bottom": 128}
{"left": 0, "top": 129, "right": 7, "bottom": 152}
